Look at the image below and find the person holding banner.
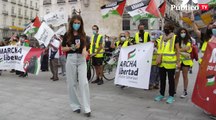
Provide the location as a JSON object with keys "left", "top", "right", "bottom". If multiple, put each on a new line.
{"left": 111, "top": 32, "right": 130, "bottom": 49}
{"left": 174, "top": 28, "right": 193, "bottom": 98}
{"left": 132, "top": 23, "right": 150, "bottom": 45}
{"left": 62, "top": 15, "right": 91, "bottom": 117}
{"left": 0, "top": 41, "right": 5, "bottom": 75}
{"left": 154, "top": 23, "right": 181, "bottom": 104}
{"left": 149, "top": 30, "right": 161, "bottom": 90}
{"left": 111, "top": 32, "right": 130, "bottom": 89}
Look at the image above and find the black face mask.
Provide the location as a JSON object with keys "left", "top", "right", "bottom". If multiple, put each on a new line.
{"left": 206, "top": 28, "right": 212, "bottom": 36}
{"left": 164, "top": 29, "right": 170, "bottom": 35}
{"left": 139, "top": 30, "right": 144, "bottom": 34}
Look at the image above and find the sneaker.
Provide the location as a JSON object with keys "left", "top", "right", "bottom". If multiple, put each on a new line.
{"left": 154, "top": 84, "right": 159, "bottom": 89}
{"left": 149, "top": 85, "right": 154, "bottom": 90}
{"left": 180, "top": 91, "right": 188, "bottom": 98}
{"left": 166, "top": 96, "right": 175, "bottom": 104}
{"left": 97, "top": 79, "right": 104, "bottom": 85}
{"left": 91, "top": 78, "right": 100, "bottom": 84}
{"left": 154, "top": 95, "right": 164, "bottom": 101}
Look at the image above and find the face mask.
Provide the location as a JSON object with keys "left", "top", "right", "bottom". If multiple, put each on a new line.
{"left": 207, "top": 28, "right": 212, "bottom": 36}
{"left": 151, "top": 36, "right": 157, "bottom": 40}
{"left": 121, "top": 37, "right": 126, "bottom": 41}
{"left": 212, "top": 29, "right": 216, "bottom": 36}
{"left": 105, "top": 38, "right": 109, "bottom": 41}
{"left": 93, "top": 30, "right": 97, "bottom": 35}
{"left": 164, "top": 29, "right": 170, "bottom": 35}
{"left": 139, "top": 30, "right": 144, "bottom": 34}
{"left": 180, "top": 33, "right": 186, "bottom": 38}
{"left": 73, "top": 23, "right": 80, "bottom": 31}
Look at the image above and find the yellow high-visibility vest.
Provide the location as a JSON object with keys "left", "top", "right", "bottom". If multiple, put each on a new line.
{"left": 199, "top": 40, "right": 208, "bottom": 64}
{"left": 90, "top": 34, "right": 104, "bottom": 58}
{"left": 116, "top": 40, "right": 129, "bottom": 48}
{"left": 180, "top": 42, "right": 193, "bottom": 67}
{"left": 157, "top": 35, "right": 177, "bottom": 69}
{"left": 152, "top": 40, "right": 159, "bottom": 66}
{"left": 135, "top": 32, "right": 149, "bottom": 44}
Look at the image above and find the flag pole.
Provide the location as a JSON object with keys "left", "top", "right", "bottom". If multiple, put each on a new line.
{"left": 154, "top": 0, "right": 164, "bottom": 31}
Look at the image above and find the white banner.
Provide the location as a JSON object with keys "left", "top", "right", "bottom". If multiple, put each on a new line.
{"left": 55, "top": 26, "right": 66, "bottom": 36}
{"left": 34, "top": 22, "right": 55, "bottom": 47}
{"left": 50, "top": 35, "right": 61, "bottom": 49}
{"left": 0, "top": 46, "right": 43, "bottom": 75}
{"left": 114, "top": 42, "right": 154, "bottom": 89}
{"left": 43, "top": 11, "right": 68, "bottom": 27}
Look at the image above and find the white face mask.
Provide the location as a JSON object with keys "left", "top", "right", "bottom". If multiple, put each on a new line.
{"left": 121, "top": 37, "right": 126, "bottom": 41}
{"left": 105, "top": 38, "right": 109, "bottom": 41}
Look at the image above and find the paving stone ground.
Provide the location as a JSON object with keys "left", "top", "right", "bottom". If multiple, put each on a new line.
{"left": 0, "top": 62, "right": 212, "bottom": 120}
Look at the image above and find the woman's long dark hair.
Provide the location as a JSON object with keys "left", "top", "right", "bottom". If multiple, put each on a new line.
{"left": 66, "top": 15, "right": 86, "bottom": 47}
{"left": 204, "top": 22, "right": 213, "bottom": 41}
{"left": 177, "top": 28, "right": 191, "bottom": 48}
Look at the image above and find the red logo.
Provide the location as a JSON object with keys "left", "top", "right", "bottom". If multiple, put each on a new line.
{"left": 198, "top": 4, "right": 209, "bottom": 11}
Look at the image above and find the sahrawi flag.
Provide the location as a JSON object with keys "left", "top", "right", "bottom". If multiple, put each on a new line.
{"left": 126, "top": 0, "right": 166, "bottom": 21}
{"left": 125, "top": 1, "right": 154, "bottom": 21}
{"left": 23, "top": 16, "right": 41, "bottom": 35}
{"left": 101, "top": 0, "right": 126, "bottom": 18}
{"left": 146, "top": 0, "right": 166, "bottom": 18}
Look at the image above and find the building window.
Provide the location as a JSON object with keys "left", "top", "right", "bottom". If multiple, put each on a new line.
{"left": 57, "top": 0, "right": 66, "bottom": 3}
{"left": 139, "top": 19, "right": 148, "bottom": 29}
{"left": 11, "top": 6, "right": 15, "bottom": 14}
{"left": 122, "top": 19, "right": 130, "bottom": 30}
{"left": 30, "top": 11, "right": 33, "bottom": 18}
{"left": 24, "top": 10, "right": 27, "bottom": 16}
{"left": 30, "top": 1, "right": 32, "bottom": 6}
{"left": 69, "top": 0, "right": 77, "bottom": 2}
{"left": 36, "top": 3, "right": 38, "bottom": 8}
{"left": 12, "top": 19, "right": 15, "bottom": 26}
{"left": 43, "top": 0, "right": 51, "bottom": 5}
{"left": 18, "top": 8, "right": 21, "bottom": 15}
{"left": 19, "top": 19, "right": 22, "bottom": 26}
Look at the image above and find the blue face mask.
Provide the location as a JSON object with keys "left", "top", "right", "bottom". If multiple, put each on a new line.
{"left": 73, "top": 23, "right": 80, "bottom": 31}
{"left": 93, "top": 30, "right": 97, "bottom": 35}
{"left": 181, "top": 33, "right": 186, "bottom": 38}
{"left": 151, "top": 35, "right": 157, "bottom": 40}
{"left": 212, "top": 29, "right": 216, "bottom": 36}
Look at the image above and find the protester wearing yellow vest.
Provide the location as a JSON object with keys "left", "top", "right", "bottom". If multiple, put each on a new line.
{"left": 174, "top": 28, "right": 194, "bottom": 99}
{"left": 149, "top": 30, "right": 163, "bottom": 90}
{"left": 111, "top": 33, "right": 130, "bottom": 49}
{"left": 90, "top": 25, "right": 104, "bottom": 85}
{"left": 154, "top": 24, "right": 180, "bottom": 104}
{"left": 111, "top": 32, "right": 130, "bottom": 89}
{"left": 133, "top": 24, "right": 150, "bottom": 44}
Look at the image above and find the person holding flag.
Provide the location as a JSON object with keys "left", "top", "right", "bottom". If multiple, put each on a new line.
{"left": 190, "top": 15, "right": 214, "bottom": 64}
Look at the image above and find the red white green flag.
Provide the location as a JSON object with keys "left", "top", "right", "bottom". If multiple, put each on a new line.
{"left": 101, "top": 0, "right": 126, "bottom": 19}
{"left": 23, "top": 16, "right": 41, "bottom": 35}
{"left": 146, "top": 0, "right": 161, "bottom": 18}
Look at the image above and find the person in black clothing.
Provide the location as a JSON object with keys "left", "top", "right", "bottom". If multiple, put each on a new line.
{"left": 104, "top": 35, "right": 114, "bottom": 58}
